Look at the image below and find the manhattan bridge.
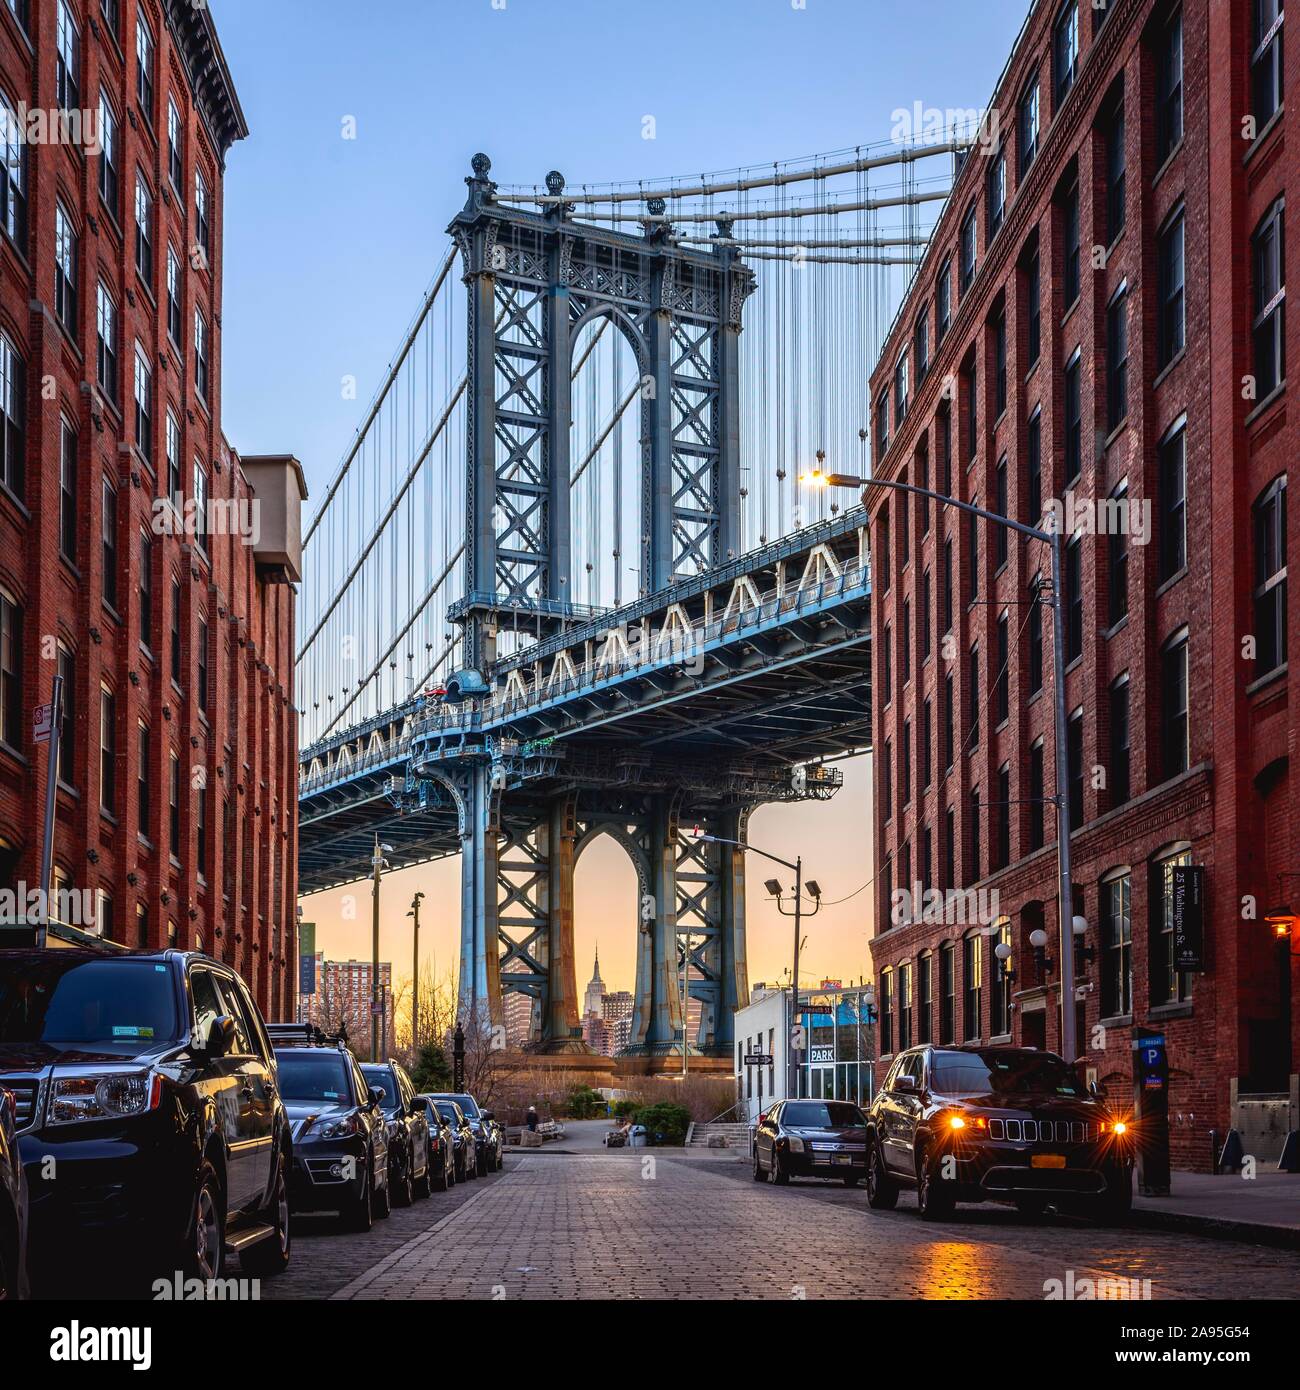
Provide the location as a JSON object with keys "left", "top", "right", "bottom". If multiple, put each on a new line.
{"left": 295, "top": 132, "right": 970, "bottom": 1065}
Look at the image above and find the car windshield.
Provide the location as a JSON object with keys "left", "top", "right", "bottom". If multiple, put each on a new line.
{"left": 783, "top": 1102, "right": 866, "bottom": 1128}
{"left": 441, "top": 1093, "right": 479, "bottom": 1118}
{"left": 276, "top": 1054, "right": 352, "bottom": 1104}
{"left": 361, "top": 1067, "right": 401, "bottom": 1111}
{"left": 0, "top": 958, "right": 179, "bottom": 1046}
{"left": 435, "top": 1102, "right": 463, "bottom": 1124}
{"left": 931, "top": 1049, "right": 1086, "bottom": 1098}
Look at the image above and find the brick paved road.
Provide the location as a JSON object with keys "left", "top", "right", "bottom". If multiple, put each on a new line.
{"left": 260, "top": 1152, "right": 1300, "bottom": 1301}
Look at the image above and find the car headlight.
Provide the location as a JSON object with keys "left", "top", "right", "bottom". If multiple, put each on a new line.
{"left": 319, "top": 1113, "right": 361, "bottom": 1139}
{"left": 787, "top": 1136, "right": 804, "bottom": 1153}
{"left": 48, "top": 1071, "right": 162, "bottom": 1125}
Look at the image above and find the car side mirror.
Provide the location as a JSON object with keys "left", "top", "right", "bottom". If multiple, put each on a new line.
{"left": 203, "top": 1015, "right": 236, "bottom": 1058}
{"left": 1088, "top": 1080, "right": 1105, "bottom": 1098}
{"left": 893, "top": 1074, "right": 918, "bottom": 1094}
{"left": 368, "top": 1087, "right": 385, "bottom": 1108}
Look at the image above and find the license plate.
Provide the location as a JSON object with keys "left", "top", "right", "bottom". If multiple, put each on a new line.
{"left": 832, "top": 1154, "right": 851, "bottom": 1165}
{"left": 1032, "top": 1154, "right": 1066, "bottom": 1168}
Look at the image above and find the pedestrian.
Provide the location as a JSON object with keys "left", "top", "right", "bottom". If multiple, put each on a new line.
{"left": 526, "top": 1104, "right": 539, "bottom": 1132}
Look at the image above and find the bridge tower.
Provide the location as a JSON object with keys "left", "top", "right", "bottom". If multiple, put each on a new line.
{"left": 435, "top": 154, "right": 758, "bottom": 1062}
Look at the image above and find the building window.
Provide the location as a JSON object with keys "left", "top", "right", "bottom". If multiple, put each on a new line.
{"left": 58, "top": 418, "right": 76, "bottom": 561}
{"left": 166, "top": 244, "right": 182, "bottom": 346}
{"left": 995, "top": 455, "right": 1008, "bottom": 567}
{"left": 101, "top": 0, "right": 119, "bottom": 36}
{"left": 918, "top": 954, "right": 933, "bottom": 1044}
{"left": 962, "top": 932, "right": 983, "bottom": 1040}
{"left": 991, "top": 919, "right": 1012, "bottom": 1036}
{"left": 1252, "top": 0, "right": 1284, "bottom": 129}
{"left": 1151, "top": 848, "right": 1194, "bottom": 1005}
{"left": 139, "top": 530, "right": 153, "bottom": 645}
{"left": 943, "top": 806, "right": 955, "bottom": 890}
{"left": 969, "top": 786, "right": 981, "bottom": 882}
{"left": 1110, "top": 675, "right": 1131, "bottom": 807}
{"left": 197, "top": 618, "right": 209, "bottom": 712}
{"left": 196, "top": 785, "right": 208, "bottom": 878}
{"left": 0, "top": 93, "right": 26, "bottom": 248}
{"left": 1068, "top": 707, "right": 1084, "bottom": 828}
{"left": 56, "top": 1, "right": 80, "bottom": 112}
{"left": 877, "top": 506, "right": 890, "bottom": 591}
{"left": 134, "top": 174, "right": 153, "bottom": 285}
{"left": 895, "top": 352, "right": 908, "bottom": 424}
{"left": 995, "top": 612, "right": 1009, "bottom": 724}
{"left": 1158, "top": 207, "right": 1186, "bottom": 368}
{"left": 1054, "top": 0, "right": 1079, "bottom": 108}
{"left": 968, "top": 644, "right": 980, "bottom": 747}
{"left": 943, "top": 672, "right": 954, "bottom": 771}
{"left": 99, "top": 685, "right": 116, "bottom": 814}
{"left": 101, "top": 477, "right": 117, "bottom": 610}
{"left": 170, "top": 578, "right": 182, "bottom": 683}
{"left": 876, "top": 386, "right": 890, "bottom": 460}
{"left": 882, "top": 740, "right": 893, "bottom": 820}
{"left": 986, "top": 148, "right": 1006, "bottom": 240}
{"left": 98, "top": 90, "right": 119, "bottom": 217}
{"left": 1101, "top": 872, "right": 1132, "bottom": 1017}
{"left": 898, "top": 961, "right": 912, "bottom": 1050}
{"left": 1062, "top": 177, "right": 1080, "bottom": 308}
{"left": 902, "top": 719, "right": 912, "bottom": 808}
{"left": 1029, "top": 738, "right": 1045, "bottom": 851}
{"left": 914, "top": 309, "right": 929, "bottom": 383}
{"left": 1025, "top": 245, "right": 1041, "bottom": 368}
{"left": 1064, "top": 349, "right": 1082, "bottom": 483}
{"left": 1106, "top": 100, "right": 1126, "bottom": 244}
{"left": 166, "top": 410, "right": 182, "bottom": 507}
{"left": 1158, "top": 419, "right": 1187, "bottom": 581}
{"left": 137, "top": 722, "right": 150, "bottom": 831}
{"left": 1157, "top": 8, "right": 1184, "bottom": 162}
{"left": 968, "top": 504, "right": 979, "bottom": 602}
{"left": 193, "top": 460, "right": 208, "bottom": 552}
{"left": 1019, "top": 76, "right": 1039, "bottom": 175}
{"left": 941, "top": 538, "right": 953, "bottom": 634}
{"left": 882, "top": 623, "right": 892, "bottom": 707}
{"left": 1252, "top": 199, "right": 1286, "bottom": 400}
{"left": 1028, "top": 573, "right": 1043, "bottom": 694}
{"left": 959, "top": 201, "right": 977, "bottom": 293}
{"left": 1065, "top": 534, "right": 1082, "bottom": 664}
{"left": 169, "top": 752, "right": 181, "bottom": 856}
{"left": 965, "top": 364, "right": 978, "bottom": 462}
{"left": 1161, "top": 630, "right": 1189, "bottom": 778}
{"left": 136, "top": 12, "right": 154, "bottom": 117}
{"left": 0, "top": 589, "right": 19, "bottom": 750}
{"left": 921, "top": 568, "right": 932, "bottom": 658}
{"left": 195, "top": 169, "right": 211, "bottom": 258}
{"left": 939, "top": 406, "right": 952, "bottom": 495}
{"left": 994, "top": 310, "right": 1007, "bottom": 418}
{"left": 939, "top": 942, "right": 956, "bottom": 1044}
{"left": 167, "top": 97, "right": 183, "bottom": 193}
{"left": 134, "top": 345, "right": 152, "bottom": 463}
{"left": 996, "top": 764, "right": 1011, "bottom": 870}
{"left": 901, "top": 600, "right": 911, "bottom": 684}
{"left": 54, "top": 202, "right": 78, "bottom": 335}
{"left": 56, "top": 644, "right": 74, "bottom": 785}
{"left": 194, "top": 309, "right": 209, "bottom": 401}
{"left": 1025, "top": 406, "right": 1041, "bottom": 526}
{"left": 1106, "top": 288, "right": 1128, "bottom": 433}
{"left": 0, "top": 332, "right": 23, "bottom": 500}
{"left": 1253, "top": 475, "right": 1288, "bottom": 675}
{"left": 1108, "top": 485, "right": 1129, "bottom": 627}
{"left": 96, "top": 281, "right": 118, "bottom": 403}
{"left": 936, "top": 258, "right": 951, "bottom": 343}
{"left": 922, "top": 696, "right": 932, "bottom": 788}
{"left": 879, "top": 969, "right": 893, "bottom": 1058}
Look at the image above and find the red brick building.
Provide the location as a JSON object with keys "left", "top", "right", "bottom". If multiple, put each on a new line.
{"left": 0, "top": 0, "right": 303, "bottom": 1018}
{"left": 867, "top": 0, "right": 1295, "bottom": 1168}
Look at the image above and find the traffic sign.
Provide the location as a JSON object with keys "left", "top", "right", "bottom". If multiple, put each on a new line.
{"left": 743, "top": 1053, "right": 773, "bottom": 1067}
{"left": 33, "top": 703, "right": 53, "bottom": 745}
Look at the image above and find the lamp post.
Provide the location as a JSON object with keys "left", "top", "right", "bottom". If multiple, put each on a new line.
{"left": 408, "top": 890, "right": 425, "bottom": 1054}
{"left": 370, "top": 835, "right": 394, "bottom": 1060}
{"left": 693, "top": 828, "right": 821, "bottom": 1099}
{"left": 803, "top": 468, "right": 1080, "bottom": 1064}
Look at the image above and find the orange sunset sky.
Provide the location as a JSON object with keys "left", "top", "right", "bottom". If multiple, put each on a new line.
{"left": 298, "top": 753, "right": 873, "bottom": 999}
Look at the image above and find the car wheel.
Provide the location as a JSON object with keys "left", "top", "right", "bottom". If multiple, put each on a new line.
{"left": 346, "top": 1164, "right": 374, "bottom": 1231}
{"left": 915, "top": 1146, "right": 955, "bottom": 1222}
{"left": 432, "top": 1154, "right": 449, "bottom": 1193}
{"left": 391, "top": 1149, "right": 414, "bottom": 1208}
{"left": 1092, "top": 1168, "right": 1134, "bottom": 1225}
{"left": 771, "top": 1150, "right": 791, "bottom": 1186}
{"left": 242, "top": 1149, "right": 291, "bottom": 1276}
{"left": 183, "top": 1160, "right": 224, "bottom": 1282}
{"left": 752, "top": 1147, "right": 766, "bottom": 1182}
{"left": 865, "top": 1138, "right": 899, "bottom": 1210}
{"left": 414, "top": 1160, "right": 431, "bottom": 1200}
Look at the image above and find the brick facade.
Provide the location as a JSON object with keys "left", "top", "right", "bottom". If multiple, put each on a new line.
{"left": 0, "top": 0, "right": 300, "bottom": 1019}
{"left": 867, "top": 0, "right": 1296, "bottom": 1169}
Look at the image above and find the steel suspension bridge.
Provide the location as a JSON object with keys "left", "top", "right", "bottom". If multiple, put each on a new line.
{"left": 296, "top": 130, "right": 972, "bottom": 1063}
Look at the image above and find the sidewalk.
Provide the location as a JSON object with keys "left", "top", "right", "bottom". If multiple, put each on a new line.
{"left": 1133, "top": 1169, "right": 1300, "bottom": 1248}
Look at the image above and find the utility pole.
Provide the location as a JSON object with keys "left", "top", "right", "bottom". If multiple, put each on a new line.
{"left": 408, "top": 890, "right": 425, "bottom": 1055}
{"left": 35, "top": 673, "right": 64, "bottom": 949}
{"left": 370, "top": 835, "right": 390, "bottom": 1060}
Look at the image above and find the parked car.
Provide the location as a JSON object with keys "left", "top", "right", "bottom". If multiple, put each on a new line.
{"left": 0, "top": 1085, "right": 29, "bottom": 1300}
{"left": 430, "top": 1098, "right": 476, "bottom": 1181}
{"left": 752, "top": 1099, "right": 867, "bottom": 1186}
{"left": 0, "top": 948, "right": 292, "bottom": 1290}
{"left": 427, "top": 1091, "right": 502, "bottom": 1174}
{"left": 864, "top": 1044, "right": 1135, "bottom": 1222}
{"left": 360, "top": 1061, "right": 430, "bottom": 1205}
{"left": 410, "top": 1094, "right": 455, "bottom": 1191}
{"left": 268, "top": 1025, "right": 390, "bottom": 1230}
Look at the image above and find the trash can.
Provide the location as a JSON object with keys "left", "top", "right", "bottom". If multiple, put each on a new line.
{"left": 627, "top": 1124, "right": 648, "bottom": 1148}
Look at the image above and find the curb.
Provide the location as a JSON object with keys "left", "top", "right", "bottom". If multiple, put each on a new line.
{"left": 1132, "top": 1206, "right": 1300, "bottom": 1251}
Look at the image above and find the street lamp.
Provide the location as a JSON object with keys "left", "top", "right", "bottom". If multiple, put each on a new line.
{"left": 802, "top": 467, "right": 1082, "bottom": 1064}
{"left": 407, "top": 890, "right": 425, "bottom": 1053}
{"left": 694, "top": 828, "right": 821, "bottom": 1099}
{"left": 371, "top": 836, "right": 394, "bottom": 1060}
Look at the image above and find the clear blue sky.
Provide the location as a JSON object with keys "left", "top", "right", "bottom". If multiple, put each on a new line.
{"left": 215, "top": 0, "right": 1031, "bottom": 495}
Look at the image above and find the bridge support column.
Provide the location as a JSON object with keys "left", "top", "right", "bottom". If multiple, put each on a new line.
{"left": 540, "top": 795, "right": 585, "bottom": 1051}
{"left": 714, "top": 807, "right": 751, "bottom": 1055}
{"left": 629, "top": 795, "right": 682, "bottom": 1052}
{"left": 458, "top": 763, "right": 504, "bottom": 1032}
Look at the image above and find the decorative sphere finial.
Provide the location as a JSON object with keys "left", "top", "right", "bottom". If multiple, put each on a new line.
{"left": 471, "top": 152, "right": 492, "bottom": 177}
{"left": 545, "top": 169, "right": 565, "bottom": 196}
{"left": 646, "top": 196, "right": 667, "bottom": 217}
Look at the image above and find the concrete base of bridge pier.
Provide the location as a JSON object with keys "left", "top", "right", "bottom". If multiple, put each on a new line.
{"left": 614, "top": 1053, "right": 736, "bottom": 1079}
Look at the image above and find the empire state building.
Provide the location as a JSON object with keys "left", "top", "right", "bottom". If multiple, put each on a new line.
{"left": 583, "top": 948, "right": 607, "bottom": 1020}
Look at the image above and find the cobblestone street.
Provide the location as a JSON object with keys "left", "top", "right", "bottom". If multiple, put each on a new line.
{"left": 258, "top": 1151, "right": 1300, "bottom": 1302}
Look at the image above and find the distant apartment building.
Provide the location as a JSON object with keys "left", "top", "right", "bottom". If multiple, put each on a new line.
{"left": 301, "top": 955, "right": 394, "bottom": 1058}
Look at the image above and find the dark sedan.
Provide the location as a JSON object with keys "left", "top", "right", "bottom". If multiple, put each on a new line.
{"left": 752, "top": 1100, "right": 867, "bottom": 1186}
{"left": 361, "top": 1062, "right": 430, "bottom": 1206}
{"left": 428, "top": 1098, "right": 476, "bottom": 1182}
{"left": 409, "top": 1094, "right": 455, "bottom": 1191}
{"left": 864, "top": 1045, "right": 1134, "bottom": 1222}
{"left": 426, "top": 1091, "right": 503, "bottom": 1175}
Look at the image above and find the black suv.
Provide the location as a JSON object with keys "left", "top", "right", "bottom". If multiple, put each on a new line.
{"left": 269, "top": 1025, "right": 391, "bottom": 1230}
{"left": 0, "top": 948, "right": 292, "bottom": 1290}
{"left": 361, "top": 1061, "right": 430, "bottom": 1205}
{"left": 427, "top": 1091, "right": 503, "bottom": 1175}
{"left": 0, "top": 1084, "right": 28, "bottom": 1299}
{"left": 864, "top": 1044, "right": 1134, "bottom": 1222}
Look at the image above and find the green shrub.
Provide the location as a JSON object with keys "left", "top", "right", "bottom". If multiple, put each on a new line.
{"left": 633, "top": 1101, "right": 691, "bottom": 1146}
{"left": 565, "top": 1084, "right": 606, "bottom": 1119}
{"left": 611, "top": 1098, "right": 638, "bottom": 1119}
